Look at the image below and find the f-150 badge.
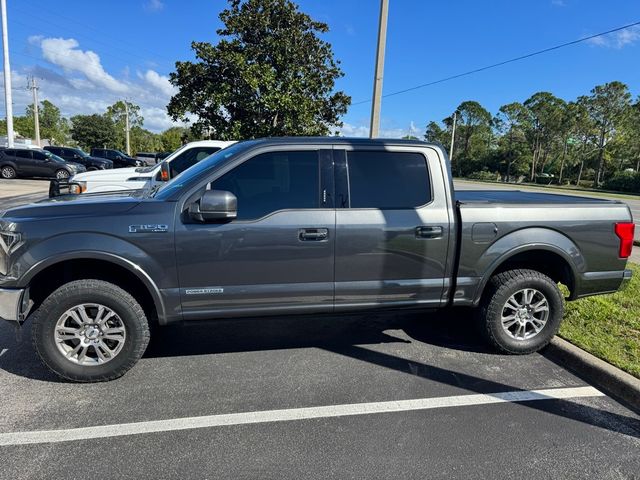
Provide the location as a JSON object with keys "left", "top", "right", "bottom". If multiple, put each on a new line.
{"left": 129, "top": 224, "right": 169, "bottom": 233}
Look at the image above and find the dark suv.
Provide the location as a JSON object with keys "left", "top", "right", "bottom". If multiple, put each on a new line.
{"left": 0, "top": 148, "right": 86, "bottom": 179}
{"left": 90, "top": 148, "right": 143, "bottom": 168}
{"left": 44, "top": 146, "right": 113, "bottom": 171}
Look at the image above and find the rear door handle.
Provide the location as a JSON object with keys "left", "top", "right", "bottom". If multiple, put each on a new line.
{"left": 299, "top": 228, "right": 329, "bottom": 241}
{"left": 415, "top": 226, "right": 443, "bottom": 239}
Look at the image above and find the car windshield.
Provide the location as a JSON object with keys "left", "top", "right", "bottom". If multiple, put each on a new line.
{"left": 76, "top": 149, "right": 91, "bottom": 158}
{"left": 43, "top": 150, "right": 65, "bottom": 162}
{"left": 153, "top": 141, "right": 254, "bottom": 199}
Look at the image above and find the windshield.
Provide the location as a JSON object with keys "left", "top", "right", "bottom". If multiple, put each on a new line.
{"left": 153, "top": 141, "right": 254, "bottom": 199}
{"left": 43, "top": 150, "right": 65, "bottom": 162}
{"left": 76, "top": 149, "right": 91, "bottom": 158}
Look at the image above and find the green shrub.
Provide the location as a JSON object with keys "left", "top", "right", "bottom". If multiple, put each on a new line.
{"left": 602, "top": 171, "right": 640, "bottom": 193}
{"left": 467, "top": 171, "right": 498, "bottom": 182}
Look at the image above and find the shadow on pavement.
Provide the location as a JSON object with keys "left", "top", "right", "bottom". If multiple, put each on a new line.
{"left": 1, "top": 308, "right": 639, "bottom": 438}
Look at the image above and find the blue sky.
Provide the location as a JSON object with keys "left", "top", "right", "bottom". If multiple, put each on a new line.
{"left": 2, "top": 0, "right": 639, "bottom": 135}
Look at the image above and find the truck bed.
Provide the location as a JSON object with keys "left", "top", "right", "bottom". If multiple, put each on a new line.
{"left": 455, "top": 189, "right": 619, "bottom": 205}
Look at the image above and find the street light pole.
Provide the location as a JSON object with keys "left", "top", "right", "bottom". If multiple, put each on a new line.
{"left": 124, "top": 100, "right": 131, "bottom": 156}
{"left": 1, "top": 0, "right": 14, "bottom": 147}
{"left": 28, "top": 76, "right": 40, "bottom": 146}
{"left": 449, "top": 111, "right": 457, "bottom": 161}
{"left": 369, "top": 0, "right": 389, "bottom": 139}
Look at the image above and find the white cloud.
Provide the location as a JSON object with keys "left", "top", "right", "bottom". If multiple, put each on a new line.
{"left": 143, "top": 0, "right": 164, "bottom": 12}
{"left": 586, "top": 26, "right": 640, "bottom": 49}
{"left": 33, "top": 37, "right": 129, "bottom": 93}
{"left": 1, "top": 37, "right": 184, "bottom": 133}
{"left": 143, "top": 69, "right": 177, "bottom": 97}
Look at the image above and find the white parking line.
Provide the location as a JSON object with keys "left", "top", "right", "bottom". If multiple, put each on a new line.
{"left": 0, "top": 386, "right": 603, "bottom": 446}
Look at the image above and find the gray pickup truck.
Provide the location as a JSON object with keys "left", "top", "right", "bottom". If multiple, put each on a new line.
{"left": 0, "top": 138, "right": 634, "bottom": 382}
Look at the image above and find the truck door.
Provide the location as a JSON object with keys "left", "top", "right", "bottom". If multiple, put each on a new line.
{"left": 174, "top": 148, "right": 336, "bottom": 319}
{"left": 334, "top": 147, "right": 450, "bottom": 309}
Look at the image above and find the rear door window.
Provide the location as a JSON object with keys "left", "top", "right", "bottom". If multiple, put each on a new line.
{"left": 15, "top": 150, "right": 32, "bottom": 159}
{"left": 345, "top": 151, "right": 431, "bottom": 208}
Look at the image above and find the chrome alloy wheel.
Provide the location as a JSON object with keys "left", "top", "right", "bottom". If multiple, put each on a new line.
{"left": 1, "top": 166, "right": 16, "bottom": 179}
{"left": 500, "top": 288, "right": 549, "bottom": 340}
{"left": 56, "top": 169, "right": 70, "bottom": 179}
{"left": 54, "top": 303, "right": 126, "bottom": 366}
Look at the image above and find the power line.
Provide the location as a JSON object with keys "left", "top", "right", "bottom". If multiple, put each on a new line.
{"left": 352, "top": 20, "right": 640, "bottom": 106}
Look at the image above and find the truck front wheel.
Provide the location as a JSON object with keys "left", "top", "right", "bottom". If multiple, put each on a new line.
{"left": 479, "top": 269, "right": 563, "bottom": 354}
{"left": 32, "top": 279, "right": 150, "bottom": 382}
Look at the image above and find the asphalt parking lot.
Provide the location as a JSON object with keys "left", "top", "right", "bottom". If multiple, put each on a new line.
{"left": 0, "top": 179, "right": 639, "bottom": 479}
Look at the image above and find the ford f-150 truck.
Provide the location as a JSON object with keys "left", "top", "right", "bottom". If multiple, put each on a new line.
{"left": 0, "top": 138, "right": 634, "bottom": 382}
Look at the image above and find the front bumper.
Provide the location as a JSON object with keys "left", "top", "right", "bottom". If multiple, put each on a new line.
{"left": 0, "top": 288, "right": 26, "bottom": 322}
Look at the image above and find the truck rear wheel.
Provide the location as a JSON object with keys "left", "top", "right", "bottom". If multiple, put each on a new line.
{"left": 479, "top": 269, "right": 563, "bottom": 354}
{"left": 32, "top": 279, "right": 150, "bottom": 382}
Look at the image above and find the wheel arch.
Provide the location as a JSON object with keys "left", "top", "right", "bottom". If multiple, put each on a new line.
{"left": 472, "top": 229, "right": 583, "bottom": 306}
{"left": 24, "top": 253, "right": 166, "bottom": 325}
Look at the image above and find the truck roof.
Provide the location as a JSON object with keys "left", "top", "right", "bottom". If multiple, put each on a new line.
{"left": 242, "top": 137, "right": 440, "bottom": 148}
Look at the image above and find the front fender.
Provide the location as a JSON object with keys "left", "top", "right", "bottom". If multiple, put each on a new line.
{"left": 468, "top": 227, "right": 585, "bottom": 305}
{"left": 14, "top": 233, "right": 171, "bottom": 322}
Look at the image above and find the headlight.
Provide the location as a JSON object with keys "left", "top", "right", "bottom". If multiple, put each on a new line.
{"left": 0, "top": 231, "right": 21, "bottom": 276}
{"left": 69, "top": 181, "right": 87, "bottom": 194}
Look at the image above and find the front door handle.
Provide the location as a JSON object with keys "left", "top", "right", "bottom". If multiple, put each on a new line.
{"left": 299, "top": 228, "right": 329, "bottom": 241}
{"left": 415, "top": 226, "right": 443, "bottom": 239}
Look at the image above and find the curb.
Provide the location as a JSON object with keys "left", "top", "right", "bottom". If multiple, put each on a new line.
{"left": 544, "top": 337, "right": 640, "bottom": 412}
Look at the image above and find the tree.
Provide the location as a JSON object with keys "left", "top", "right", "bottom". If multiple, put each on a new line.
{"left": 105, "top": 100, "right": 144, "bottom": 150}
{"left": 521, "top": 92, "right": 566, "bottom": 181}
{"left": 160, "top": 126, "right": 189, "bottom": 151}
{"left": 70, "top": 114, "right": 117, "bottom": 150}
{"left": 578, "top": 81, "right": 631, "bottom": 185}
{"left": 494, "top": 102, "right": 528, "bottom": 182}
{"left": 424, "top": 121, "right": 447, "bottom": 145}
{"left": 26, "top": 100, "right": 70, "bottom": 144}
{"left": 167, "top": 0, "right": 350, "bottom": 139}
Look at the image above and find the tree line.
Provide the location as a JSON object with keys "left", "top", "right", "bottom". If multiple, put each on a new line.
{"left": 424, "top": 81, "right": 640, "bottom": 192}
{"left": 0, "top": 100, "right": 195, "bottom": 155}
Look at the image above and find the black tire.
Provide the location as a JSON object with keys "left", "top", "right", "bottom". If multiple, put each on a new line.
{"left": 32, "top": 279, "right": 150, "bottom": 382}
{"left": 1, "top": 165, "right": 16, "bottom": 179}
{"left": 479, "top": 269, "right": 564, "bottom": 354}
{"left": 55, "top": 169, "right": 70, "bottom": 180}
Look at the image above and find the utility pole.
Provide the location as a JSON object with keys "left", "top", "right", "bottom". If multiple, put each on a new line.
{"left": 449, "top": 111, "right": 457, "bottom": 161}
{"left": 27, "top": 76, "right": 40, "bottom": 146}
{"left": 369, "top": 0, "right": 389, "bottom": 139}
{"left": 124, "top": 100, "right": 131, "bottom": 155}
{"left": 1, "top": 0, "right": 14, "bottom": 147}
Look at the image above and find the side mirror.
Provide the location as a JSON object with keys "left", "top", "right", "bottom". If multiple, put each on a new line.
{"left": 189, "top": 190, "right": 237, "bottom": 222}
{"left": 160, "top": 161, "right": 170, "bottom": 181}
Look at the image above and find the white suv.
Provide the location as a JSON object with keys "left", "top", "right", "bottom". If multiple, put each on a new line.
{"left": 71, "top": 140, "right": 235, "bottom": 194}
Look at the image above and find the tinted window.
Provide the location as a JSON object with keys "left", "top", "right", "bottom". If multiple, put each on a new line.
{"left": 46, "top": 147, "right": 60, "bottom": 155}
{"left": 170, "top": 147, "right": 220, "bottom": 177}
{"left": 16, "top": 150, "right": 31, "bottom": 159}
{"left": 33, "top": 151, "right": 47, "bottom": 161}
{"left": 3, "top": 149, "right": 15, "bottom": 156}
{"left": 211, "top": 150, "right": 319, "bottom": 220}
{"left": 346, "top": 151, "right": 431, "bottom": 208}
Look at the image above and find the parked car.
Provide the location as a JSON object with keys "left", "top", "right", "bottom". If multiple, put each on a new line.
{"left": 0, "top": 147, "right": 86, "bottom": 180}
{"left": 90, "top": 148, "right": 143, "bottom": 168}
{"left": 0, "top": 138, "right": 633, "bottom": 382}
{"left": 44, "top": 146, "right": 113, "bottom": 171}
{"left": 134, "top": 152, "right": 158, "bottom": 166}
{"left": 71, "top": 141, "right": 235, "bottom": 194}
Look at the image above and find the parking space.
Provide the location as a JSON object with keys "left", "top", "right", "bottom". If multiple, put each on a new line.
{"left": 0, "top": 179, "right": 639, "bottom": 478}
{"left": 0, "top": 310, "right": 638, "bottom": 479}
